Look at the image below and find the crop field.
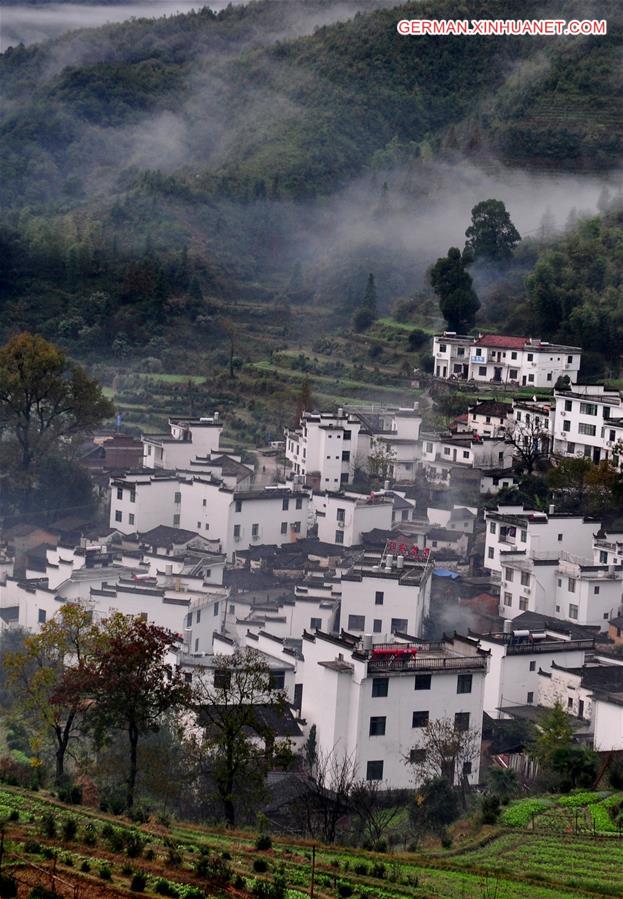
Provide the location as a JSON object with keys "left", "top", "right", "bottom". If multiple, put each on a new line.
{"left": 0, "top": 788, "right": 620, "bottom": 897}
{"left": 500, "top": 792, "right": 623, "bottom": 835}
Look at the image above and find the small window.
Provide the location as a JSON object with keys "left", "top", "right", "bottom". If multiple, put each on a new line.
{"left": 412, "top": 710, "right": 429, "bottom": 728}
{"left": 375, "top": 591, "right": 384, "bottom": 606}
{"left": 348, "top": 615, "right": 365, "bottom": 631}
{"left": 488, "top": 547, "right": 494, "bottom": 559}
{"left": 565, "top": 399, "right": 572, "bottom": 412}
{"left": 568, "top": 604, "right": 579, "bottom": 620}
{"left": 594, "top": 585, "right": 600, "bottom": 595}
{"left": 479, "top": 366, "right": 487, "bottom": 376}
{"left": 558, "top": 534, "right": 563, "bottom": 542}
{"left": 527, "top": 691, "right": 534, "bottom": 704}
{"left": 504, "top": 592, "right": 512, "bottom": 606}
{"left": 214, "top": 670, "right": 231, "bottom": 690}
{"left": 174, "top": 492, "right": 181, "bottom": 504}
{"left": 235, "top": 500, "right": 242, "bottom": 513}
{"left": 310, "top": 617, "right": 322, "bottom": 630}
{"left": 233, "top": 524, "right": 241, "bottom": 538}
{"left": 568, "top": 578, "right": 576, "bottom": 593}
{"left": 292, "top": 521, "right": 301, "bottom": 534}
{"left": 527, "top": 353, "right": 533, "bottom": 362}
{"left": 489, "top": 521, "right": 496, "bottom": 533}
{"left": 213, "top": 602, "right": 219, "bottom": 617}
{"left": 520, "top": 529, "right": 527, "bottom": 542}
{"left": 391, "top": 618, "right": 408, "bottom": 633}
{"left": 372, "top": 677, "right": 388, "bottom": 697}
{"left": 335, "top": 530, "right": 344, "bottom": 544}
{"left": 457, "top": 674, "right": 472, "bottom": 694}
{"left": 410, "top": 748, "right": 426, "bottom": 764}
{"left": 196, "top": 610, "right": 201, "bottom": 624}
{"left": 519, "top": 597, "right": 528, "bottom": 611}
{"left": 38, "top": 609, "right": 46, "bottom": 624}
{"left": 203, "top": 498, "right": 207, "bottom": 507}
{"left": 129, "top": 513, "right": 135, "bottom": 526}
{"left": 269, "top": 671, "right": 285, "bottom": 691}
{"left": 295, "top": 496, "right": 303, "bottom": 510}
{"left": 529, "top": 660, "right": 536, "bottom": 672}
{"left": 281, "top": 522, "right": 288, "bottom": 534}
{"left": 282, "top": 497, "right": 290, "bottom": 511}
{"left": 369, "top": 716, "right": 386, "bottom": 736}
{"left": 511, "top": 351, "right": 517, "bottom": 360}
{"left": 194, "top": 638, "right": 199, "bottom": 652}
{"left": 116, "top": 487, "right": 123, "bottom": 500}
{"left": 229, "top": 604, "right": 235, "bottom": 614}
{"left": 173, "top": 514, "right": 180, "bottom": 526}
{"left": 366, "top": 760, "right": 384, "bottom": 781}
{"left": 463, "top": 760, "right": 472, "bottom": 775}
{"left": 373, "top": 619, "right": 382, "bottom": 633}
{"left": 415, "top": 674, "right": 431, "bottom": 690}
{"left": 520, "top": 571, "right": 530, "bottom": 587}
{"left": 505, "top": 568, "right": 514, "bottom": 582}
{"left": 454, "top": 712, "right": 470, "bottom": 732}
{"left": 252, "top": 523, "right": 259, "bottom": 537}
{"left": 115, "top": 510, "right": 123, "bottom": 522}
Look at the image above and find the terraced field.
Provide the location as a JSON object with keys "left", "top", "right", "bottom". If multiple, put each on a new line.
{"left": 0, "top": 788, "right": 621, "bottom": 897}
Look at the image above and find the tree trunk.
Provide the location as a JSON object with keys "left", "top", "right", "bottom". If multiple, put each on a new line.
{"left": 127, "top": 723, "right": 139, "bottom": 810}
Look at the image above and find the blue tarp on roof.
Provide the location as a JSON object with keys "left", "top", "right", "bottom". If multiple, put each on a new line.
{"left": 433, "top": 568, "right": 460, "bottom": 579}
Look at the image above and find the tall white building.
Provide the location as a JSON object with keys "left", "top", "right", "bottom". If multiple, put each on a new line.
{"left": 432, "top": 333, "right": 581, "bottom": 388}
{"left": 285, "top": 410, "right": 362, "bottom": 488}
{"left": 314, "top": 491, "right": 394, "bottom": 547}
{"left": 552, "top": 385, "right": 622, "bottom": 464}
{"left": 298, "top": 630, "right": 488, "bottom": 788}
{"left": 142, "top": 416, "right": 223, "bottom": 470}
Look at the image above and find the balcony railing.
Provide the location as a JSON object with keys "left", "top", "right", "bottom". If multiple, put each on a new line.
{"left": 367, "top": 654, "right": 487, "bottom": 673}
{"left": 505, "top": 638, "right": 594, "bottom": 655}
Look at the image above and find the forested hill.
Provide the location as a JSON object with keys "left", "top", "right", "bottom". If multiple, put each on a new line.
{"left": 1, "top": 0, "right": 623, "bottom": 362}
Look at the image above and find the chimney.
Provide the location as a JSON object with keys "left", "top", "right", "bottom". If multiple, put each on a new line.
{"left": 548, "top": 504, "right": 555, "bottom": 515}
{"left": 396, "top": 555, "right": 404, "bottom": 570}
{"left": 503, "top": 618, "right": 512, "bottom": 634}
{"left": 362, "top": 634, "right": 373, "bottom": 651}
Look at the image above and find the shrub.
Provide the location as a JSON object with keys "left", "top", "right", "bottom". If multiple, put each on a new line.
{"left": 157, "top": 812, "right": 171, "bottom": 828}
{"left": 8, "top": 811, "right": 18, "bottom": 822}
{"left": 0, "top": 873, "right": 17, "bottom": 898}
{"left": 58, "top": 782, "right": 82, "bottom": 805}
{"left": 82, "top": 822, "right": 97, "bottom": 846}
{"left": 106, "top": 829, "right": 124, "bottom": 852}
{"left": 130, "top": 872, "right": 147, "bottom": 892}
{"left": 154, "top": 879, "right": 178, "bottom": 897}
{"left": 144, "top": 847, "right": 155, "bottom": 860}
{"left": 255, "top": 834, "right": 272, "bottom": 851}
{"left": 28, "top": 889, "right": 61, "bottom": 899}
{"left": 195, "top": 853, "right": 231, "bottom": 883}
{"left": 42, "top": 848, "right": 55, "bottom": 860}
{"left": 353, "top": 863, "right": 368, "bottom": 876}
{"left": 63, "top": 856, "right": 73, "bottom": 867}
{"left": 233, "top": 875, "right": 245, "bottom": 890}
{"left": 80, "top": 861, "right": 90, "bottom": 873}
{"left": 62, "top": 818, "right": 78, "bottom": 841}
{"left": 253, "top": 858, "right": 268, "bottom": 873}
{"left": 98, "top": 864, "right": 112, "bottom": 880}
{"left": 183, "top": 890, "right": 204, "bottom": 899}
{"left": 481, "top": 794, "right": 501, "bottom": 825}
{"left": 124, "top": 831, "right": 145, "bottom": 858}
{"left": 24, "top": 840, "right": 42, "bottom": 854}
{"left": 337, "top": 885, "right": 353, "bottom": 898}
{"left": 121, "top": 864, "right": 133, "bottom": 876}
{"left": 129, "top": 806, "right": 150, "bottom": 824}
{"left": 165, "top": 840, "right": 182, "bottom": 866}
{"left": 101, "top": 823, "right": 114, "bottom": 838}
{"left": 251, "top": 867, "right": 286, "bottom": 899}
{"left": 370, "top": 863, "right": 386, "bottom": 879}
{"left": 40, "top": 812, "right": 56, "bottom": 838}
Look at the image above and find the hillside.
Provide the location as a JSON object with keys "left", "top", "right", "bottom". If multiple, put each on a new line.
{"left": 0, "top": 785, "right": 622, "bottom": 897}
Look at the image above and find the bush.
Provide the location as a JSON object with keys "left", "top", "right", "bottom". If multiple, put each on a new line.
{"left": 130, "top": 872, "right": 147, "bottom": 892}
{"left": 80, "top": 861, "right": 90, "bottom": 873}
{"left": 62, "top": 818, "right": 78, "bottom": 841}
{"left": 8, "top": 811, "right": 18, "bottom": 822}
{"left": 106, "top": 829, "right": 124, "bottom": 852}
{"left": 221, "top": 850, "right": 231, "bottom": 860}
{"left": 609, "top": 762, "right": 623, "bottom": 790}
{"left": 82, "top": 822, "right": 97, "bottom": 846}
{"left": 481, "top": 794, "right": 501, "bottom": 825}
{"left": 337, "top": 885, "right": 353, "bottom": 898}
{"left": 0, "top": 873, "right": 17, "bottom": 898}
{"left": 63, "top": 856, "right": 73, "bottom": 867}
{"left": 57, "top": 781, "right": 82, "bottom": 805}
{"left": 121, "top": 864, "right": 133, "bottom": 877}
{"left": 129, "top": 806, "right": 150, "bottom": 824}
{"left": 370, "top": 863, "right": 386, "bottom": 879}
{"left": 28, "top": 889, "right": 61, "bottom": 899}
{"left": 157, "top": 812, "right": 171, "bottom": 828}
{"left": 154, "top": 879, "right": 178, "bottom": 897}
{"left": 255, "top": 834, "right": 272, "bottom": 851}
{"left": 165, "top": 840, "right": 182, "bottom": 866}
{"left": 98, "top": 864, "right": 112, "bottom": 881}
{"left": 24, "top": 840, "right": 42, "bottom": 854}
{"left": 124, "top": 831, "right": 145, "bottom": 858}
{"left": 144, "top": 847, "right": 155, "bottom": 861}
{"left": 40, "top": 813, "right": 56, "bottom": 838}
{"left": 195, "top": 853, "right": 231, "bottom": 884}
{"left": 253, "top": 858, "right": 268, "bottom": 873}
{"left": 353, "top": 863, "right": 368, "bottom": 876}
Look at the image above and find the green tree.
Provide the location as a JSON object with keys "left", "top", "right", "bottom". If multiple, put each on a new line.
{"left": 293, "top": 377, "right": 313, "bottom": 425}
{"left": 531, "top": 702, "right": 573, "bottom": 769}
{"left": 430, "top": 248, "right": 480, "bottom": 332}
{"left": 353, "top": 273, "right": 378, "bottom": 332}
{"left": 0, "top": 333, "right": 114, "bottom": 506}
{"left": 59, "top": 614, "right": 190, "bottom": 810}
{"left": 465, "top": 199, "right": 521, "bottom": 263}
{"left": 191, "top": 649, "right": 290, "bottom": 826}
{"left": 5, "top": 605, "right": 95, "bottom": 784}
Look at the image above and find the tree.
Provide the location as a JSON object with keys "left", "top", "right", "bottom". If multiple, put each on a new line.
{"left": 350, "top": 779, "right": 406, "bottom": 848}
{"left": 547, "top": 457, "right": 622, "bottom": 516}
{"left": 465, "top": 199, "right": 521, "bottom": 263}
{"left": 191, "top": 649, "right": 290, "bottom": 826}
{"left": 0, "top": 333, "right": 114, "bottom": 505}
{"left": 367, "top": 439, "right": 397, "bottom": 482}
{"left": 505, "top": 416, "right": 551, "bottom": 474}
{"left": 5, "top": 605, "right": 95, "bottom": 784}
{"left": 408, "top": 777, "right": 459, "bottom": 841}
{"left": 551, "top": 746, "right": 598, "bottom": 790}
{"left": 59, "top": 614, "right": 189, "bottom": 810}
{"left": 406, "top": 717, "right": 480, "bottom": 801}
{"left": 353, "top": 273, "right": 378, "bottom": 332}
{"left": 293, "top": 377, "right": 313, "bottom": 426}
{"left": 430, "top": 248, "right": 480, "bottom": 332}
{"left": 298, "top": 745, "right": 358, "bottom": 843}
{"left": 530, "top": 702, "right": 573, "bottom": 770}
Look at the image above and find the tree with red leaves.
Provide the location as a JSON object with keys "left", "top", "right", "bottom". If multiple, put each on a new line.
{"left": 58, "top": 613, "right": 190, "bottom": 810}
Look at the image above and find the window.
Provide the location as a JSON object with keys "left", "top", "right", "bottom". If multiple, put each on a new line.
{"left": 505, "top": 568, "right": 514, "bottom": 582}
{"left": 563, "top": 420, "right": 571, "bottom": 433}
{"left": 197, "top": 521, "right": 201, "bottom": 529}
{"left": 568, "top": 604, "right": 579, "bottom": 620}
{"left": 213, "top": 602, "right": 219, "bottom": 617}
{"left": 457, "top": 674, "right": 472, "bottom": 694}
{"left": 567, "top": 442, "right": 575, "bottom": 453}
{"left": 527, "top": 353, "right": 534, "bottom": 362}
{"left": 444, "top": 447, "right": 450, "bottom": 455}
{"left": 233, "top": 524, "right": 241, "bottom": 539}
{"left": 366, "top": 760, "right": 383, "bottom": 781}
{"left": 282, "top": 497, "right": 289, "bottom": 511}
{"left": 38, "top": 609, "right": 46, "bottom": 624}
{"left": 373, "top": 619, "right": 382, "bottom": 633}
{"left": 488, "top": 547, "right": 494, "bottom": 559}
{"left": 410, "top": 748, "right": 426, "bottom": 764}
{"left": 510, "top": 369, "right": 518, "bottom": 379}
{"left": 375, "top": 591, "right": 384, "bottom": 606}
{"left": 580, "top": 403, "right": 598, "bottom": 416}
{"left": 528, "top": 374, "right": 534, "bottom": 383}
{"left": 520, "top": 529, "right": 527, "bottom": 542}
{"left": 527, "top": 691, "right": 534, "bottom": 704}
{"left": 600, "top": 550, "right": 608, "bottom": 563}
{"left": 479, "top": 366, "right": 487, "bottom": 376}
{"left": 564, "top": 399, "right": 573, "bottom": 411}
{"left": 489, "top": 521, "right": 496, "bottom": 534}
{"left": 127, "top": 513, "right": 134, "bottom": 526}
{"left": 310, "top": 617, "right": 321, "bottom": 630}
{"left": 343, "top": 430, "right": 352, "bottom": 441}
{"left": 519, "top": 596, "right": 528, "bottom": 611}
{"left": 116, "top": 486, "right": 123, "bottom": 500}
{"left": 503, "top": 592, "right": 512, "bottom": 606}
{"left": 547, "top": 373, "right": 552, "bottom": 381}
{"left": 348, "top": 615, "right": 365, "bottom": 631}
{"left": 463, "top": 450, "right": 469, "bottom": 459}
{"left": 463, "top": 760, "right": 472, "bottom": 775}
{"left": 567, "top": 355, "right": 573, "bottom": 364}
{"left": 196, "top": 610, "right": 201, "bottom": 624}
{"left": 269, "top": 671, "right": 285, "bottom": 691}
{"left": 194, "top": 639, "right": 199, "bottom": 652}
{"left": 578, "top": 422, "right": 596, "bottom": 436}
{"left": 115, "top": 510, "right": 123, "bottom": 522}
{"left": 412, "top": 711, "right": 429, "bottom": 728}
{"left": 369, "top": 716, "right": 386, "bottom": 736}
{"left": 414, "top": 674, "right": 431, "bottom": 690}
{"left": 173, "top": 514, "right": 180, "bottom": 526}
{"left": 454, "top": 712, "right": 470, "bottom": 732}
{"left": 529, "top": 660, "right": 536, "bottom": 672}
{"left": 439, "top": 343, "right": 447, "bottom": 352}
{"left": 557, "top": 533, "right": 563, "bottom": 542}
{"left": 520, "top": 571, "right": 530, "bottom": 587}
{"left": 342, "top": 450, "right": 350, "bottom": 462}
{"left": 295, "top": 496, "right": 303, "bottom": 510}
{"left": 372, "top": 677, "right": 388, "bottom": 697}
{"left": 391, "top": 618, "right": 408, "bottom": 633}
{"left": 568, "top": 578, "right": 576, "bottom": 593}
{"left": 292, "top": 521, "right": 301, "bottom": 533}
{"left": 229, "top": 604, "right": 235, "bottom": 614}
{"left": 594, "top": 585, "right": 600, "bottom": 595}
{"left": 335, "top": 530, "right": 344, "bottom": 544}
{"left": 214, "top": 670, "right": 231, "bottom": 690}
{"left": 252, "top": 523, "right": 259, "bottom": 538}
{"left": 426, "top": 442, "right": 433, "bottom": 453}
{"left": 511, "top": 351, "right": 517, "bottom": 360}
{"left": 457, "top": 348, "right": 465, "bottom": 356}
{"left": 281, "top": 522, "right": 288, "bottom": 534}
{"left": 203, "top": 498, "right": 207, "bottom": 507}
{"left": 174, "top": 491, "right": 181, "bottom": 504}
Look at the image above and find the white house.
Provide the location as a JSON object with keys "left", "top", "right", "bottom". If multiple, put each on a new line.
{"left": 466, "top": 401, "right": 510, "bottom": 437}
{"left": 338, "top": 547, "right": 434, "bottom": 639}
{"left": 314, "top": 491, "right": 393, "bottom": 547}
{"left": 285, "top": 410, "right": 362, "bottom": 488}
{"left": 552, "top": 385, "right": 622, "bottom": 464}
{"left": 476, "top": 615, "right": 595, "bottom": 718}
{"left": 420, "top": 434, "right": 513, "bottom": 486}
{"left": 432, "top": 333, "right": 581, "bottom": 387}
{"left": 298, "top": 630, "right": 488, "bottom": 788}
{"left": 110, "top": 473, "right": 183, "bottom": 534}
{"left": 142, "top": 416, "right": 223, "bottom": 469}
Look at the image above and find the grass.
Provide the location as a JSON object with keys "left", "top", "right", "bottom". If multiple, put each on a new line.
{"left": 0, "top": 787, "right": 619, "bottom": 898}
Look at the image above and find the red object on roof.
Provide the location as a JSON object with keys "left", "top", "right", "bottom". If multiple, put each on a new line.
{"left": 371, "top": 647, "right": 418, "bottom": 658}
{"left": 477, "top": 334, "right": 527, "bottom": 349}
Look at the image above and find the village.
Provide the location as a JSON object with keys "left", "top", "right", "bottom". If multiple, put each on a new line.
{"left": 1, "top": 329, "right": 623, "bottom": 802}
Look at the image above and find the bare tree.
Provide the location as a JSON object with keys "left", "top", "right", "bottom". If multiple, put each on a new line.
{"left": 299, "top": 745, "right": 358, "bottom": 843}
{"left": 505, "top": 415, "right": 551, "bottom": 473}
{"left": 368, "top": 439, "right": 397, "bottom": 482}
{"left": 350, "top": 779, "right": 407, "bottom": 847}
{"left": 406, "top": 717, "right": 480, "bottom": 804}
